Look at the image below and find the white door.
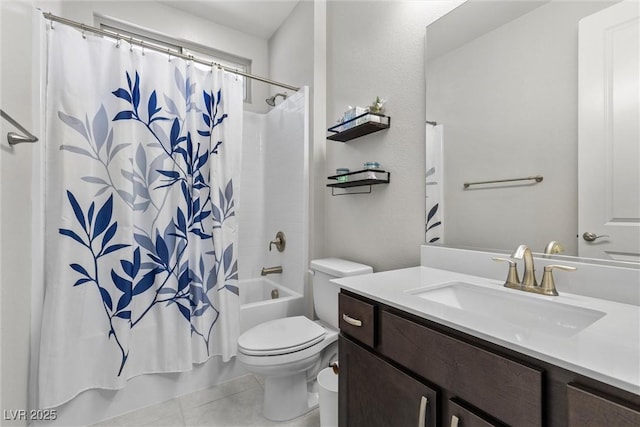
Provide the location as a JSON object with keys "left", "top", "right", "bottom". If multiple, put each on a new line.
{"left": 578, "top": 1, "right": 640, "bottom": 262}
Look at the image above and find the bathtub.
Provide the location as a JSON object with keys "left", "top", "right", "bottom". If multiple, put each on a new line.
{"left": 239, "top": 277, "right": 305, "bottom": 333}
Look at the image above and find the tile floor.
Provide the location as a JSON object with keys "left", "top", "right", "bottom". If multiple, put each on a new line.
{"left": 92, "top": 375, "right": 320, "bottom": 427}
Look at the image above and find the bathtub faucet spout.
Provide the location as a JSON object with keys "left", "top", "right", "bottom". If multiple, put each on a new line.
{"left": 261, "top": 266, "right": 283, "bottom": 276}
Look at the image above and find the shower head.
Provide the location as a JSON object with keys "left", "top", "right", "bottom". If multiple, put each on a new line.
{"left": 266, "top": 93, "right": 287, "bottom": 106}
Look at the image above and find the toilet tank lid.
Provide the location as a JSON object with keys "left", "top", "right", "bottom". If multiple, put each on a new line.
{"left": 310, "top": 258, "right": 373, "bottom": 277}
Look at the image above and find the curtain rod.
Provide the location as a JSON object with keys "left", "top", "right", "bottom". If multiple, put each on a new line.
{"left": 42, "top": 12, "right": 301, "bottom": 93}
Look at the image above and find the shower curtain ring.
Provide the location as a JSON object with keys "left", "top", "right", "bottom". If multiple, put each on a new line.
{"left": 129, "top": 36, "right": 133, "bottom": 52}
{"left": 168, "top": 49, "right": 172, "bottom": 62}
{"left": 116, "top": 34, "right": 121, "bottom": 48}
{"left": 141, "top": 40, "right": 145, "bottom": 56}
{"left": 81, "top": 24, "right": 86, "bottom": 39}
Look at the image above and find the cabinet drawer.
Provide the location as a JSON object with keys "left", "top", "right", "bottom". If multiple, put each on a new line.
{"left": 339, "top": 292, "right": 376, "bottom": 347}
{"left": 568, "top": 383, "right": 640, "bottom": 427}
{"left": 379, "top": 310, "right": 543, "bottom": 427}
{"left": 446, "top": 398, "right": 505, "bottom": 427}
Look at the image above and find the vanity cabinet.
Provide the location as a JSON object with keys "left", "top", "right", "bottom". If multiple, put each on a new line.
{"left": 338, "top": 290, "right": 640, "bottom": 427}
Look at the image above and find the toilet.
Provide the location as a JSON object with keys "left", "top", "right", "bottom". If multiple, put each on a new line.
{"left": 237, "top": 258, "right": 373, "bottom": 421}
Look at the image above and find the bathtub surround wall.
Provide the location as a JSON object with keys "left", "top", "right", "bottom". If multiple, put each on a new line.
{"left": 239, "top": 90, "right": 309, "bottom": 299}
{"left": 267, "top": 0, "right": 320, "bottom": 319}
{"left": 238, "top": 112, "right": 266, "bottom": 280}
{"left": 264, "top": 90, "right": 309, "bottom": 299}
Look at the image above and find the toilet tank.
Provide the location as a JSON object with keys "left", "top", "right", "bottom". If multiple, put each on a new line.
{"left": 310, "top": 258, "right": 373, "bottom": 329}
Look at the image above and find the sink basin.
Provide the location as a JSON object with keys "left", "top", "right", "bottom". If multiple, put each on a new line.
{"left": 409, "top": 282, "right": 606, "bottom": 338}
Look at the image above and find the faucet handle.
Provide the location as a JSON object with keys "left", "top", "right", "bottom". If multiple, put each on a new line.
{"left": 492, "top": 257, "right": 521, "bottom": 289}
{"left": 269, "top": 231, "right": 286, "bottom": 252}
{"left": 539, "top": 264, "right": 577, "bottom": 296}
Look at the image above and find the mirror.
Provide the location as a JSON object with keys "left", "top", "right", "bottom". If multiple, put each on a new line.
{"left": 425, "top": 0, "right": 639, "bottom": 263}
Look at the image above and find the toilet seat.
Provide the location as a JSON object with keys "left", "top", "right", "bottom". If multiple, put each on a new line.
{"left": 238, "top": 316, "right": 326, "bottom": 356}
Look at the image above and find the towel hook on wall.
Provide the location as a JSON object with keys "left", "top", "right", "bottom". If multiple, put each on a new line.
{"left": 1, "top": 109, "right": 39, "bottom": 146}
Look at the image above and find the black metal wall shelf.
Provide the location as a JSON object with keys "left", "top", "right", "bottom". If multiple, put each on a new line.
{"left": 327, "top": 113, "right": 390, "bottom": 142}
{"left": 327, "top": 169, "right": 390, "bottom": 196}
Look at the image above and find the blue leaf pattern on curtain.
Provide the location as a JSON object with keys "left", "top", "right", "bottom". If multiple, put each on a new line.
{"left": 39, "top": 24, "right": 243, "bottom": 409}
{"left": 57, "top": 70, "right": 237, "bottom": 374}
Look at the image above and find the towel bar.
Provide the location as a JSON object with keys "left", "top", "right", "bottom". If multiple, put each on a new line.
{"left": 463, "top": 175, "right": 543, "bottom": 189}
{"left": 1, "top": 109, "right": 39, "bottom": 145}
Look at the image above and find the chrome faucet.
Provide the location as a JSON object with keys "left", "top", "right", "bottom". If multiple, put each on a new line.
{"left": 494, "top": 244, "right": 576, "bottom": 296}
{"left": 261, "top": 266, "right": 282, "bottom": 276}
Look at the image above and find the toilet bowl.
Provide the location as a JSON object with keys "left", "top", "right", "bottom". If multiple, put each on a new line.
{"left": 236, "top": 258, "right": 372, "bottom": 421}
{"left": 237, "top": 316, "right": 338, "bottom": 421}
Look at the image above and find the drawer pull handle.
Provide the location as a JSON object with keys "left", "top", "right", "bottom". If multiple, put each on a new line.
{"left": 342, "top": 314, "right": 362, "bottom": 327}
{"left": 450, "top": 415, "right": 460, "bottom": 427}
{"left": 418, "top": 396, "right": 428, "bottom": 427}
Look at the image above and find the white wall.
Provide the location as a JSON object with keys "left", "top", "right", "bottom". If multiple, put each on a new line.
{"left": 0, "top": 1, "right": 49, "bottom": 424}
{"left": 311, "top": 1, "right": 327, "bottom": 271}
{"left": 426, "top": 1, "right": 614, "bottom": 256}
{"left": 57, "top": 1, "right": 270, "bottom": 114}
{"left": 268, "top": 1, "right": 314, "bottom": 96}
{"left": 325, "top": 1, "right": 461, "bottom": 272}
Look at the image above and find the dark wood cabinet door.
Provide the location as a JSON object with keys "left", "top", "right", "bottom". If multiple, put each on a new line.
{"left": 568, "top": 384, "right": 640, "bottom": 427}
{"left": 379, "top": 310, "right": 543, "bottom": 427}
{"left": 339, "top": 335, "right": 439, "bottom": 427}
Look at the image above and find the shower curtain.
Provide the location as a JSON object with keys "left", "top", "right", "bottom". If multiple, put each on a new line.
{"left": 38, "top": 23, "right": 243, "bottom": 409}
{"left": 426, "top": 124, "right": 444, "bottom": 243}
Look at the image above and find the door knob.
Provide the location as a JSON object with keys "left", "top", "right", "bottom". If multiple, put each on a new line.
{"left": 582, "top": 232, "right": 609, "bottom": 242}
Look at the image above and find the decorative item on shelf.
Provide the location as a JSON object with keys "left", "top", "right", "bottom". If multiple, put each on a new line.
{"left": 368, "top": 96, "right": 386, "bottom": 115}
{"left": 326, "top": 168, "right": 391, "bottom": 196}
{"left": 336, "top": 168, "right": 350, "bottom": 183}
{"left": 338, "top": 106, "right": 367, "bottom": 132}
{"left": 363, "top": 162, "right": 381, "bottom": 179}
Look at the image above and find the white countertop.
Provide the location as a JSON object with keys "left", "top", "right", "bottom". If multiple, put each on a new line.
{"left": 333, "top": 266, "right": 640, "bottom": 395}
